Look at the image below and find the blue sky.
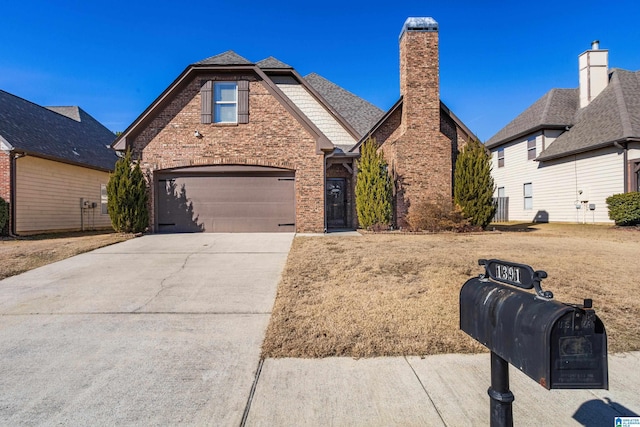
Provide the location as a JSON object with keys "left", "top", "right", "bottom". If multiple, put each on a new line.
{"left": 2, "top": 0, "right": 639, "bottom": 141}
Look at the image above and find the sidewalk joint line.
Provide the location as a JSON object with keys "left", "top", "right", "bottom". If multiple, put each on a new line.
{"left": 240, "top": 358, "right": 264, "bottom": 427}
{"left": 0, "top": 311, "right": 272, "bottom": 316}
{"left": 404, "top": 356, "right": 448, "bottom": 426}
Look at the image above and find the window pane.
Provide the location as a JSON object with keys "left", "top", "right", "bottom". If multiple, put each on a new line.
{"left": 215, "top": 83, "right": 237, "bottom": 102}
{"left": 215, "top": 104, "right": 237, "bottom": 123}
{"left": 498, "top": 187, "right": 505, "bottom": 198}
{"left": 524, "top": 197, "right": 533, "bottom": 210}
{"left": 101, "top": 184, "right": 108, "bottom": 215}
{"left": 527, "top": 139, "right": 536, "bottom": 149}
{"left": 523, "top": 183, "right": 532, "bottom": 197}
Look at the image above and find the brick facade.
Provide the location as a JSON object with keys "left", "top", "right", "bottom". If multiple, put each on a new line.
{"left": 130, "top": 72, "right": 326, "bottom": 233}
{"left": 0, "top": 151, "right": 10, "bottom": 202}
{"left": 0, "top": 151, "right": 10, "bottom": 233}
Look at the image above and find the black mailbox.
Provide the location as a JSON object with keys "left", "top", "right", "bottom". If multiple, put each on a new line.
{"left": 460, "top": 259, "right": 608, "bottom": 390}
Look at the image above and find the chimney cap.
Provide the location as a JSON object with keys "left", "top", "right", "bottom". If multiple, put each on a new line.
{"left": 591, "top": 40, "right": 600, "bottom": 50}
{"left": 400, "top": 17, "right": 438, "bottom": 40}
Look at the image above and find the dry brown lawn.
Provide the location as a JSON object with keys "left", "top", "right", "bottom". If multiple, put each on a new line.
{"left": 0, "top": 231, "right": 133, "bottom": 280}
{"left": 262, "top": 223, "right": 640, "bottom": 358}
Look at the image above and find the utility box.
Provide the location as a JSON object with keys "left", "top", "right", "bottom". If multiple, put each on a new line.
{"left": 460, "top": 259, "right": 608, "bottom": 390}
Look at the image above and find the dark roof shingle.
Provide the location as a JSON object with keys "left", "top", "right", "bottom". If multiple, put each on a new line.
{"left": 194, "top": 50, "right": 253, "bottom": 66}
{"left": 256, "top": 57, "right": 292, "bottom": 69}
{"left": 304, "top": 72, "right": 384, "bottom": 138}
{"left": 485, "top": 88, "right": 578, "bottom": 149}
{"left": 538, "top": 69, "right": 640, "bottom": 160}
{"left": 0, "top": 90, "right": 118, "bottom": 171}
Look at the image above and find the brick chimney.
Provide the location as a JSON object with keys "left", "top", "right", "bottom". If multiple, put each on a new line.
{"left": 579, "top": 40, "right": 609, "bottom": 108}
{"left": 394, "top": 17, "right": 452, "bottom": 221}
{"left": 400, "top": 17, "right": 440, "bottom": 133}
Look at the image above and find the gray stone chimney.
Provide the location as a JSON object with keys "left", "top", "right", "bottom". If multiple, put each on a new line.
{"left": 579, "top": 40, "right": 609, "bottom": 108}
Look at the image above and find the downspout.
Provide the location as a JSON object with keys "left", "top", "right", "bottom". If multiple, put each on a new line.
{"left": 613, "top": 141, "right": 628, "bottom": 192}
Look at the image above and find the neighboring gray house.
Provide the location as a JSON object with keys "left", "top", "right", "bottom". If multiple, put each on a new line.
{"left": 0, "top": 90, "right": 119, "bottom": 235}
{"left": 486, "top": 42, "right": 640, "bottom": 223}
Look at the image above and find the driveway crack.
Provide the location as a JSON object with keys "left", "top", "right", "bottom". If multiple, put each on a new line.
{"left": 133, "top": 252, "right": 195, "bottom": 312}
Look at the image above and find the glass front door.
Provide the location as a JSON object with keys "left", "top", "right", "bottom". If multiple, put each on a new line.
{"left": 326, "top": 178, "right": 346, "bottom": 228}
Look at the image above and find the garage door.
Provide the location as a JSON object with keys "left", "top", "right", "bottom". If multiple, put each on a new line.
{"left": 156, "top": 166, "right": 295, "bottom": 233}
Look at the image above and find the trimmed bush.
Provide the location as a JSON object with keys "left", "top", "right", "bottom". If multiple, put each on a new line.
{"left": 454, "top": 139, "right": 496, "bottom": 229}
{"left": 0, "top": 197, "right": 8, "bottom": 234}
{"left": 355, "top": 137, "right": 393, "bottom": 230}
{"left": 107, "top": 150, "right": 149, "bottom": 233}
{"left": 606, "top": 192, "right": 640, "bottom": 226}
{"left": 406, "top": 196, "right": 476, "bottom": 233}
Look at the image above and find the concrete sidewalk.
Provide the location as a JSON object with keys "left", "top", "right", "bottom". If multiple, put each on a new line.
{"left": 246, "top": 352, "right": 640, "bottom": 426}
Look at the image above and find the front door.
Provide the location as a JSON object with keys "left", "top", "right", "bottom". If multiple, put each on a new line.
{"left": 326, "top": 178, "right": 346, "bottom": 228}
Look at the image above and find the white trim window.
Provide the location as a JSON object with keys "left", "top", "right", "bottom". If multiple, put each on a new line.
{"left": 214, "top": 82, "right": 238, "bottom": 123}
{"left": 527, "top": 137, "right": 536, "bottom": 160}
{"left": 101, "top": 184, "right": 108, "bottom": 215}
{"left": 498, "top": 148, "right": 505, "bottom": 168}
{"left": 523, "top": 183, "right": 533, "bottom": 210}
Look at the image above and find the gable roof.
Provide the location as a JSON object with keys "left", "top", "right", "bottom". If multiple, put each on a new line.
{"left": 194, "top": 50, "right": 253, "bottom": 66}
{"left": 304, "top": 72, "right": 384, "bottom": 138}
{"left": 256, "top": 57, "right": 293, "bottom": 69}
{"left": 485, "top": 88, "right": 579, "bottom": 149}
{"left": 0, "top": 90, "right": 118, "bottom": 171}
{"left": 349, "top": 97, "right": 478, "bottom": 153}
{"left": 114, "top": 51, "right": 384, "bottom": 155}
{"left": 46, "top": 106, "right": 82, "bottom": 121}
{"left": 537, "top": 69, "right": 640, "bottom": 160}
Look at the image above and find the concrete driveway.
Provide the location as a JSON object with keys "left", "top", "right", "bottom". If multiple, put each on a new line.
{"left": 0, "top": 233, "right": 294, "bottom": 426}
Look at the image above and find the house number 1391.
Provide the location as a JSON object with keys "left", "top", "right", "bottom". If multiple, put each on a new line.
{"left": 495, "top": 264, "right": 522, "bottom": 284}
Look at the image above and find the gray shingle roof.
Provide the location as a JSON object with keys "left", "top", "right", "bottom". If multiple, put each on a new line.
{"left": 0, "top": 90, "right": 118, "bottom": 171}
{"left": 256, "top": 57, "right": 292, "bottom": 69}
{"left": 194, "top": 50, "right": 253, "bottom": 66}
{"left": 485, "top": 88, "right": 578, "bottom": 149}
{"left": 303, "top": 72, "right": 385, "bottom": 138}
{"left": 537, "top": 69, "right": 640, "bottom": 160}
{"left": 46, "top": 106, "right": 81, "bottom": 121}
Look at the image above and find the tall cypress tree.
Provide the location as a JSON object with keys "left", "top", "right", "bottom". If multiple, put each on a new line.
{"left": 454, "top": 139, "right": 496, "bottom": 229}
{"left": 355, "top": 137, "right": 393, "bottom": 229}
{"left": 107, "top": 150, "right": 149, "bottom": 233}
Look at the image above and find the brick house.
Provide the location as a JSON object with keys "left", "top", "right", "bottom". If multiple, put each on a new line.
{"left": 0, "top": 90, "right": 118, "bottom": 235}
{"left": 113, "top": 17, "right": 475, "bottom": 233}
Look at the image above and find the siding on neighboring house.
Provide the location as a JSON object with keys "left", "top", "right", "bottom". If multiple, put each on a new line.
{"left": 15, "top": 156, "right": 112, "bottom": 234}
{"left": 492, "top": 140, "right": 625, "bottom": 223}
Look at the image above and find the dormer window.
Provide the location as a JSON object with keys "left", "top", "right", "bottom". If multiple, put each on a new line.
{"left": 214, "top": 82, "right": 237, "bottom": 123}
{"left": 200, "top": 80, "right": 249, "bottom": 125}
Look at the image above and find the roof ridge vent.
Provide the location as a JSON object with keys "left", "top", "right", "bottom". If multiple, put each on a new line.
{"left": 399, "top": 17, "right": 438, "bottom": 40}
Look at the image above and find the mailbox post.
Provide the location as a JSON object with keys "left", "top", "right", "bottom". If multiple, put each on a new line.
{"left": 460, "top": 259, "right": 608, "bottom": 427}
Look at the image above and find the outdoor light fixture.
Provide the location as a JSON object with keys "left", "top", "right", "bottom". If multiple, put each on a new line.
{"left": 194, "top": 130, "right": 203, "bottom": 138}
